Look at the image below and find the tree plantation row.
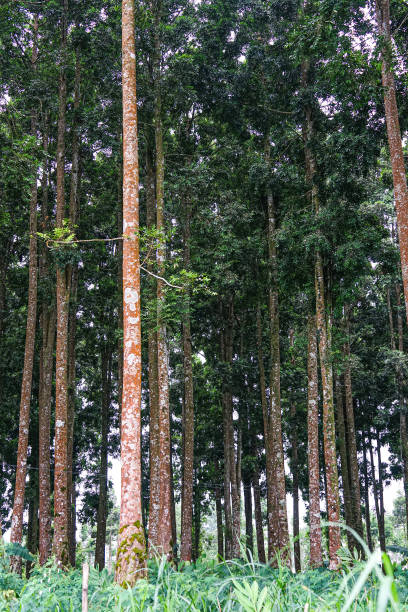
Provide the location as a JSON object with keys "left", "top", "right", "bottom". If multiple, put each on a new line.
{"left": 3, "top": 0, "right": 408, "bottom": 589}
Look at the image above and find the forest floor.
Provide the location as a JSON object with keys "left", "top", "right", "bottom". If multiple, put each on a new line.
{"left": 1, "top": 553, "right": 408, "bottom": 610}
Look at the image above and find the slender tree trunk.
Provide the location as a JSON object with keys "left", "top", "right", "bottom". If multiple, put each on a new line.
{"left": 264, "top": 149, "right": 289, "bottom": 558}
{"left": 394, "top": 283, "right": 408, "bottom": 540}
{"left": 289, "top": 329, "right": 301, "bottom": 572}
{"left": 215, "top": 485, "right": 224, "bottom": 560}
{"left": 376, "top": 430, "right": 386, "bottom": 552}
{"left": 362, "top": 433, "right": 373, "bottom": 552}
{"left": 146, "top": 145, "right": 160, "bottom": 555}
{"left": 115, "top": 0, "right": 147, "bottom": 585}
{"left": 10, "top": 16, "right": 39, "bottom": 574}
{"left": 95, "top": 350, "right": 112, "bottom": 570}
{"left": 307, "top": 314, "right": 323, "bottom": 568}
{"left": 243, "top": 475, "right": 253, "bottom": 556}
{"left": 53, "top": 0, "right": 71, "bottom": 567}
{"left": 221, "top": 323, "right": 233, "bottom": 559}
{"left": 67, "top": 53, "right": 81, "bottom": 568}
{"left": 252, "top": 470, "right": 266, "bottom": 564}
{"left": 180, "top": 201, "right": 194, "bottom": 562}
{"left": 342, "top": 307, "right": 364, "bottom": 555}
{"left": 170, "top": 438, "right": 177, "bottom": 559}
{"left": 153, "top": 1, "right": 172, "bottom": 559}
{"left": 368, "top": 434, "right": 385, "bottom": 552}
{"left": 256, "top": 304, "right": 276, "bottom": 560}
{"left": 375, "top": 0, "right": 408, "bottom": 322}
{"left": 335, "top": 375, "right": 354, "bottom": 552}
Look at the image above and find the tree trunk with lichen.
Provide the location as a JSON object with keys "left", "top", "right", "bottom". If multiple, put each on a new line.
{"left": 375, "top": 0, "right": 408, "bottom": 323}
{"left": 10, "top": 15, "right": 39, "bottom": 575}
{"left": 115, "top": 0, "right": 147, "bottom": 586}
{"left": 307, "top": 314, "right": 323, "bottom": 568}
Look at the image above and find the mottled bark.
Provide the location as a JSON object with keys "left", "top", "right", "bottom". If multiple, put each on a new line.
{"left": 362, "top": 434, "right": 373, "bottom": 552}
{"left": 342, "top": 307, "right": 364, "bottom": 556}
{"left": 115, "top": 0, "right": 147, "bottom": 585}
{"left": 256, "top": 304, "right": 276, "bottom": 560}
{"left": 376, "top": 431, "right": 386, "bottom": 553}
{"left": 375, "top": 0, "right": 408, "bottom": 323}
{"left": 264, "top": 149, "right": 289, "bottom": 558}
{"left": 252, "top": 470, "right": 266, "bottom": 564}
{"left": 394, "top": 283, "right": 408, "bottom": 540}
{"left": 307, "top": 315, "right": 323, "bottom": 568}
{"left": 243, "top": 477, "right": 253, "bottom": 556}
{"left": 335, "top": 375, "right": 354, "bottom": 552}
{"left": 95, "top": 350, "right": 112, "bottom": 570}
{"left": 368, "top": 434, "right": 385, "bottom": 552}
{"left": 10, "top": 15, "right": 39, "bottom": 574}
{"left": 215, "top": 485, "right": 224, "bottom": 560}
{"left": 180, "top": 200, "right": 194, "bottom": 562}
{"left": 67, "top": 52, "right": 81, "bottom": 568}
{"left": 289, "top": 329, "right": 301, "bottom": 572}
{"left": 53, "top": 0, "right": 70, "bottom": 567}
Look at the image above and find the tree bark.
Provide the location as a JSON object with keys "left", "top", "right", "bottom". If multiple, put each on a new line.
{"left": 180, "top": 200, "right": 194, "bottom": 562}
{"left": 95, "top": 349, "right": 112, "bottom": 570}
{"left": 289, "top": 328, "right": 301, "bottom": 572}
{"left": 375, "top": 0, "right": 408, "bottom": 323}
{"left": 146, "top": 144, "right": 160, "bottom": 555}
{"left": 368, "top": 433, "right": 385, "bottom": 552}
{"left": 215, "top": 485, "right": 224, "bottom": 560}
{"left": 243, "top": 476, "right": 253, "bottom": 556}
{"left": 221, "top": 321, "right": 233, "bottom": 559}
{"left": 376, "top": 430, "right": 386, "bottom": 552}
{"left": 264, "top": 147, "right": 289, "bottom": 559}
{"left": 307, "top": 314, "right": 323, "bottom": 568}
{"left": 252, "top": 470, "right": 266, "bottom": 564}
{"left": 115, "top": 0, "right": 147, "bottom": 585}
{"left": 342, "top": 307, "right": 364, "bottom": 555}
{"left": 361, "top": 433, "right": 373, "bottom": 552}
{"left": 334, "top": 375, "right": 354, "bottom": 551}
{"left": 10, "top": 15, "right": 39, "bottom": 574}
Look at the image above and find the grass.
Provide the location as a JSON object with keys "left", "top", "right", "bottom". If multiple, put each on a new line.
{"left": 0, "top": 547, "right": 408, "bottom": 611}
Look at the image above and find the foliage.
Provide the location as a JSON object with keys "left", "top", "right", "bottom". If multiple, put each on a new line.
{"left": 0, "top": 554, "right": 408, "bottom": 611}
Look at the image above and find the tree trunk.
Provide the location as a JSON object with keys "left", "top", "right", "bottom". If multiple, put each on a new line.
{"left": 307, "top": 314, "right": 323, "bottom": 568}
{"left": 215, "top": 485, "right": 224, "bottom": 560}
{"left": 53, "top": 0, "right": 71, "bottom": 567}
{"left": 180, "top": 200, "right": 194, "bottom": 562}
{"left": 264, "top": 150, "right": 289, "bottom": 558}
{"left": 376, "top": 430, "right": 386, "bottom": 552}
{"left": 95, "top": 350, "right": 112, "bottom": 570}
{"left": 115, "top": 0, "right": 147, "bottom": 585}
{"left": 252, "top": 470, "right": 266, "bottom": 564}
{"left": 361, "top": 433, "right": 373, "bottom": 552}
{"left": 342, "top": 307, "right": 364, "bottom": 556}
{"left": 243, "top": 475, "right": 253, "bottom": 556}
{"left": 256, "top": 304, "right": 276, "bottom": 561}
{"left": 394, "top": 283, "right": 408, "bottom": 541}
{"left": 146, "top": 143, "right": 160, "bottom": 556}
{"left": 289, "top": 329, "right": 301, "bottom": 572}
{"left": 334, "top": 375, "right": 354, "bottom": 552}
{"left": 375, "top": 0, "right": 408, "bottom": 323}
{"left": 368, "top": 433, "right": 385, "bottom": 552}
{"left": 10, "top": 15, "right": 39, "bottom": 574}
{"left": 67, "top": 52, "right": 81, "bottom": 568}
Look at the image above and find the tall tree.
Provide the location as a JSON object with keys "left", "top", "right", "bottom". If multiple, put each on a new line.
{"left": 115, "top": 0, "right": 147, "bottom": 586}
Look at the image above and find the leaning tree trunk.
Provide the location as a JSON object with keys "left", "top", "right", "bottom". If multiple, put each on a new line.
{"left": 10, "top": 15, "right": 39, "bottom": 574}
{"left": 307, "top": 314, "right": 323, "bottom": 568}
{"left": 115, "top": 0, "right": 147, "bottom": 586}
{"left": 375, "top": 0, "right": 408, "bottom": 323}
{"left": 95, "top": 349, "right": 112, "bottom": 570}
{"left": 180, "top": 200, "right": 195, "bottom": 562}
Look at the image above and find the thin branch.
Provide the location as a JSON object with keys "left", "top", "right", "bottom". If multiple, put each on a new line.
{"left": 46, "top": 236, "right": 124, "bottom": 247}
{"left": 140, "top": 265, "right": 183, "bottom": 289}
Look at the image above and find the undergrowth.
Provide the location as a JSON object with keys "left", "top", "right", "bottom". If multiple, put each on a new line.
{"left": 0, "top": 547, "right": 408, "bottom": 611}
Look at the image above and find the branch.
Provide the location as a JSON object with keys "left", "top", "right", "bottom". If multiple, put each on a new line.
{"left": 140, "top": 265, "right": 183, "bottom": 289}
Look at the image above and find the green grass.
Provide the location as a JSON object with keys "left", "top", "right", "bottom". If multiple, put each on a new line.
{"left": 1, "top": 548, "right": 408, "bottom": 611}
